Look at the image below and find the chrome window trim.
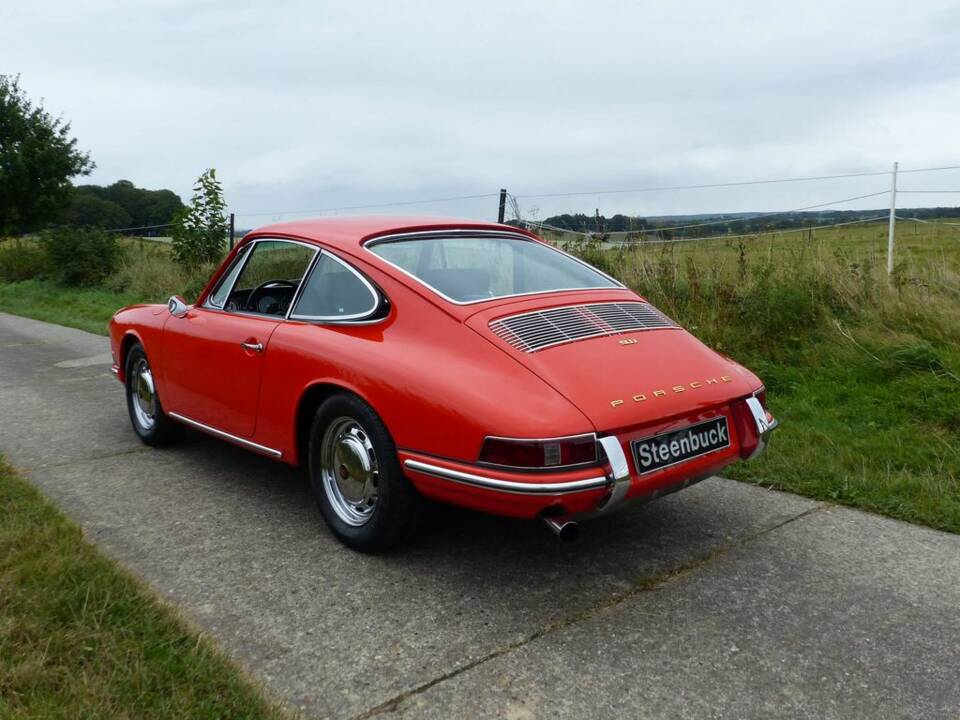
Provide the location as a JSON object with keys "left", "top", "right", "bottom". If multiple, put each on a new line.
{"left": 204, "top": 243, "right": 251, "bottom": 310}
{"left": 363, "top": 229, "right": 624, "bottom": 306}
{"left": 211, "top": 237, "right": 319, "bottom": 317}
{"left": 287, "top": 248, "right": 382, "bottom": 323}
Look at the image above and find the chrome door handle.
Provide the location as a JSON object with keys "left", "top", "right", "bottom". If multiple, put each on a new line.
{"left": 240, "top": 342, "right": 264, "bottom": 353}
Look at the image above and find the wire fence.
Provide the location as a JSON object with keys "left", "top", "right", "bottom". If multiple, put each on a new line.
{"left": 104, "top": 161, "right": 960, "bottom": 271}
{"left": 523, "top": 214, "right": 895, "bottom": 247}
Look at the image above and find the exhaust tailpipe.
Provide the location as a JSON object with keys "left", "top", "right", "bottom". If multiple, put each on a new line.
{"left": 542, "top": 516, "right": 580, "bottom": 542}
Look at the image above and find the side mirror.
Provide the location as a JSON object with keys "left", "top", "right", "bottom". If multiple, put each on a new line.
{"left": 167, "top": 295, "right": 190, "bottom": 318}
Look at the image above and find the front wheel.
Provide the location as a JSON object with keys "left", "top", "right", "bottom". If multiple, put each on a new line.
{"left": 124, "top": 343, "right": 183, "bottom": 446}
{"left": 308, "top": 393, "right": 423, "bottom": 552}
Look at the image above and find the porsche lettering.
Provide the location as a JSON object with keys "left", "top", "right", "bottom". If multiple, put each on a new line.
{"left": 610, "top": 376, "right": 733, "bottom": 408}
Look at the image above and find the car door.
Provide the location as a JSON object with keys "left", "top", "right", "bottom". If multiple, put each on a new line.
{"left": 162, "top": 239, "right": 317, "bottom": 438}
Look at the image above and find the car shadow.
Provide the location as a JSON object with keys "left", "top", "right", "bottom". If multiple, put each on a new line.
{"left": 173, "top": 427, "right": 797, "bottom": 584}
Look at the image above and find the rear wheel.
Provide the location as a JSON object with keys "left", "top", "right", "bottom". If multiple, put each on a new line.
{"left": 124, "top": 343, "right": 183, "bottom": 446}
{"left": 308, "top": 393, "right": 422, "bottom": 552}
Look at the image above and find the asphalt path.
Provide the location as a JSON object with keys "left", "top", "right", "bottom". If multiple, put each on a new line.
{"left": 1, "top": 311, "right": 957, "bottom": 719}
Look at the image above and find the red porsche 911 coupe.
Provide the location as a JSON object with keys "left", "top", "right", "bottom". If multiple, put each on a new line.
{"left": 110, "top": 217, "right": 777, "bottom": 551}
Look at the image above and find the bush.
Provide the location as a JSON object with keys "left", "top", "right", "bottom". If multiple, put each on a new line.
{"left": 0, "top": 240, "right": 49, "bottom": 281}
{"left": 41, "top": 226, "right": 120, "bottom": 287}
{"left": 734, "top": 264, "right": 827, "bottom": 340}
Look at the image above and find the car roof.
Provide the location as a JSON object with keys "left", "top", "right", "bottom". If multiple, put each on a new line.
{"left": 246, "top": 215, "right": 537, "bottom": 249}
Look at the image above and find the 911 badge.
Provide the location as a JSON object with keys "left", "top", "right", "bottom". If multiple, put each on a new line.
{"left": 631, "top": 416, "right": 730, "bottom": 474}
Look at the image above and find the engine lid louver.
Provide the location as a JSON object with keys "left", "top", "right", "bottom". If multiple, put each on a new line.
{"left": 489, "top": 301, "right": 679, "bottom": 353}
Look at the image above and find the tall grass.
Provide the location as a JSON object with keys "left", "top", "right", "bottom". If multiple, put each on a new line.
{"left": 0, "top": 237, "right": 215, "bottom": 334}
{"left": 562, "top": 222, "right": 960, "bottom": 532}
{"left": 564, "top": 222, "right": 960, "bottom": 359}
{"left": 104, "top": 240, "right": 216, "bottom": 302}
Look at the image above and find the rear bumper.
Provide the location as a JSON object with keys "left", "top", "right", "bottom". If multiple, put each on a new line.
{"left": 400, "top": 430, "right": 696, "bottom": 519}
{"left": 401, "top": 401, "right": 778, "bottom": 520}
{"left": 401, "top": 438, "right": 629, "bottom": 519}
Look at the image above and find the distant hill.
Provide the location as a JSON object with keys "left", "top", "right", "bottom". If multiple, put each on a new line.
{"left": 525, "top": 206, "right": 960, "bottom": 239}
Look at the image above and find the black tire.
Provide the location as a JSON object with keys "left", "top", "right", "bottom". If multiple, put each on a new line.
{"left": 124, "top": 343, "right": 183, "bottom": 446}
{"left": 308, "top": 392, "right": 423, "bottom": 552}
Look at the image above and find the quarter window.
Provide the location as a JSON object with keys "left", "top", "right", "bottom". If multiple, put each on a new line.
{"left": 207, "top": 244, "right": 250, "bottom": 309}
{"left": 290, "top": 253, "right": 379, "bottom": 320}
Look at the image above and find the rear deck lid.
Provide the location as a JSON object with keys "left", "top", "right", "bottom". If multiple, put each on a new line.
{"left": 467, "top": 295, "right": 758, "bottom": 431}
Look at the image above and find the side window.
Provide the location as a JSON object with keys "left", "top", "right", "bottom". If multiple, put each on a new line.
{"left": 225, "top": 240, "right": 316, "bottom": 316}
{"left": 290, "top": 253, "right": 379, "bottom": 320}
{"left": 206, "top": 245, "right": 250, "bottom": 309}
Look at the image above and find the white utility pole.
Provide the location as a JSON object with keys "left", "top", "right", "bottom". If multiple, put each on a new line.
{"left": 887, "top": 161, "right": 898, "bottom": 275}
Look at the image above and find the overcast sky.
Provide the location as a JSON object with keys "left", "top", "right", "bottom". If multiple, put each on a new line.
{"left": 6, "top": 1, "right": 960, "bottom": 225}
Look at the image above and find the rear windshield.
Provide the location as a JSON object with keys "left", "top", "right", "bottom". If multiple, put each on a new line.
{"left": 367, "top": 234, "right": 618, "bottom": 303}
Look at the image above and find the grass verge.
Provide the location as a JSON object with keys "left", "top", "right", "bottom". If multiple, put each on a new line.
{"left": 0, "top": 279, "right": 136, "bottom": 336}
{"left": 0, "top": 455, "right": 289, "bottom": 719}
{"left": 723, "top": 337, "right": 960, "bottom": 533}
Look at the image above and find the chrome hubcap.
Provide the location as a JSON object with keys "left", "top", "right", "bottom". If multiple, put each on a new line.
{"left": 130, "top": 358, "right": 156, "bottom": 431}
{"left": 320, "top": 417, "right": 379, "bottom": 526}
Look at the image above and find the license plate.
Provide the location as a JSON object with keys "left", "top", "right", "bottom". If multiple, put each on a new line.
{"left": 631, "top": 416, "right": 730, "bottom": 475}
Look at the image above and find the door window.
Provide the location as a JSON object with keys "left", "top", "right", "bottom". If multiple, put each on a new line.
{"left": 206, "top": 244, "right": 250, "bottom": 309}
{"left": 223, "top": 240, "right": 316, "bottom": 316}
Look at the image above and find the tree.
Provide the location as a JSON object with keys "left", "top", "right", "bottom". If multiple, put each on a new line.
{"left": 69, "top": 181, "right": 184, "bottom": 230}
{"left": 0, "top": 74, "right": 94, "bottom": 235}
{"left": 171, "top": 169, "right": 227, "bottom": 266}
{"left": 66, "top": 193, "right": 131, "bottom": 228}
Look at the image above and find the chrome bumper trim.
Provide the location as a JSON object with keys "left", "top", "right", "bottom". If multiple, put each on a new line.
{"left": 168, "top": 412, "right": 283, "bottom": 459}
{"left": 403, "top": 459, "right": 609, "bottom": 495}
{"left": 744, "top": 396, "right": 779, "bottom": 460}
{"left": 595, "top": 435, "right": 631, "bottom": 512}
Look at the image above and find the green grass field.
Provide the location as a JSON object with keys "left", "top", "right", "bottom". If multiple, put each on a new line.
{"left": 0, "top": 456, "right": 289, "bottom": 719}
{"left": 560, "top": 219, "right": 960, "bottom": 533}
{"left": 1, "top": 222, "right": 958, "bottom": 535}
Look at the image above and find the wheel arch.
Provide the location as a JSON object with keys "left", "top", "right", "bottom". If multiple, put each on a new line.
{"left": 117, "top": 330, "right": 146, "bottom": 383}
{"left": 294, "top": 381, "right": 376, "bottom": 467}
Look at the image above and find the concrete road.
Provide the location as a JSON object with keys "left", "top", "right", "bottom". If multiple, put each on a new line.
{"left": 1, "top": 311, "right": 958, "bottom": 720}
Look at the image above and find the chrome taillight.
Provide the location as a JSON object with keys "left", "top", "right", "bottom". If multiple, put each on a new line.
{"left": 478, "top": 434, "right": 598, "bottom": 469}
